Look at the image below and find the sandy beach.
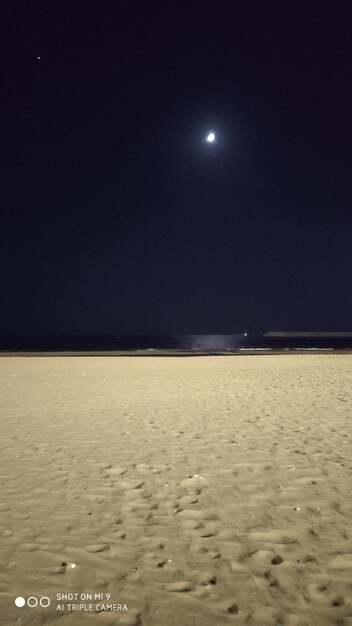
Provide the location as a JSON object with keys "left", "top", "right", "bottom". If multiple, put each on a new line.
{"left": 0, "top": 354, "right": 351, "bottom": 626}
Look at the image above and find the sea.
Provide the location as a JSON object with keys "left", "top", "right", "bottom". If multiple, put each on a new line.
{"left": 1, "top": 335, "right": 352, "bottom": 353}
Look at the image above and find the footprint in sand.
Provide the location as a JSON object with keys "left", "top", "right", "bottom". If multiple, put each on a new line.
{"left": 122, "top": 486, "right": 158, "bottom": 514}
{"left": 104, "top": 467, "right": 128, "bottom": 477}
{"left": 113, "top": 530, "right": 126, "bottom": 539}
{"left": 84, "top": 544, "right": 109, "bottom": 553}
{"left": 216, "top": 528, "right": 239, "bottom": 541}
{"left": 138, "top": 537, "right": 165, "bottom": 550}
{"left": 136, "top": 463, "right": 161, "bottom": 475}
{"left": 180, "top": 475, "right": 208, "bottom": 490}
{"left": 196, "top": 571, "right": 217, "bottom": 586}
{"left": 241, "top": 548, "right": 285, "bottom": 567}
{"left": 165, "top": 581, "right": 193, "bottom": 592}
{"left": 123, "top": 488, "right": 152, "bottom": 501}
{"left": 176, "top": 509, "right": 217, "bottom": 521}
{"left": 124, "top": 501, "right": 159, "bottom": 513}
{"left": 182, "top": 519, "right": 202, "bottom": 530}
{"left": 206, "top": 551, "right": 221, "bottom": 559}
{"left": 215, "top": 599, "right": 239, "bottom": 615}
{"left": 263, "top": 570, "right": 279, "bottom": 587}
{"left": 178, "top": 495, "right": 199, "bottom": 506}
{"left": 199, "top": 521, "right": 221, "bottom": 537}
{"left": 116, "top": 479, "right": 145, "bottom": 491}
{"left": 174, "top": 507, "right": 221, "bottom": 538}
{"left": 189, "top": 541, "right": 221, "bottom": 559}
{"left": 17, "top": 543, "right": 39, "bottom": 551}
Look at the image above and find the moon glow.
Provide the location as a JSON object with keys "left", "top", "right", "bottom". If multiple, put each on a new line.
{"left": 206, "top": 132, "right": 215, "bottom": 142}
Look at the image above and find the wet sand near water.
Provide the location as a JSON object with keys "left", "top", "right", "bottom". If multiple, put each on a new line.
{"left": 0, "top": 355, "right": 351, "bottom": 626}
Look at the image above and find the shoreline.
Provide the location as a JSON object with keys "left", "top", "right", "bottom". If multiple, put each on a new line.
{"left": 1, "top": 349, "right": 352, "bottom": 357}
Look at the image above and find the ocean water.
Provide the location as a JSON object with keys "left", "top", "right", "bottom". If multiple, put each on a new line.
{"left": 1, "top": 335, "right": 352, "bottom": 352}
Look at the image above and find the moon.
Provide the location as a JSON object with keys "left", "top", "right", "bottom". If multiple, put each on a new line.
{"left": 206, "top": 132, "right": 215, "bottom": 142}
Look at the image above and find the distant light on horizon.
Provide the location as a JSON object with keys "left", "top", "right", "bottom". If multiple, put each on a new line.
{"left": 206, "top": 132, "right": 215, "bottom": 142}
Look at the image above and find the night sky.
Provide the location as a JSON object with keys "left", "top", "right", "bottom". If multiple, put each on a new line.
{"left": 1, "top": 0, "right": 352, "bottom": 336}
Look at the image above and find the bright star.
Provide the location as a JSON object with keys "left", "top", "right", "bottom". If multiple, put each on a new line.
{"left": 206, "top": 132, "right": 215, "bottom": 142}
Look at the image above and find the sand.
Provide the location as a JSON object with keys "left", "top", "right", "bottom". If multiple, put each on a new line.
{"left": 0, "top": 354, "right": 351, "bottom": 626}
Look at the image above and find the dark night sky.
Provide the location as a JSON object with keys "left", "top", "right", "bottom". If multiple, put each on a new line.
{"left": 1, "top": 0, "right": 352, "bottom": 335}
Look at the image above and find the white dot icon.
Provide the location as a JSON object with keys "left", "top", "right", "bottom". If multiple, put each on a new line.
{"left": 15, "top": 597, "right": 25, "bottom": 607}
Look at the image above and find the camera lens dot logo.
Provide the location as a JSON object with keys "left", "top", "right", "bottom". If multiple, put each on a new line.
{"left": 15, "top": 596, "right": 51, "bottom": 608}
